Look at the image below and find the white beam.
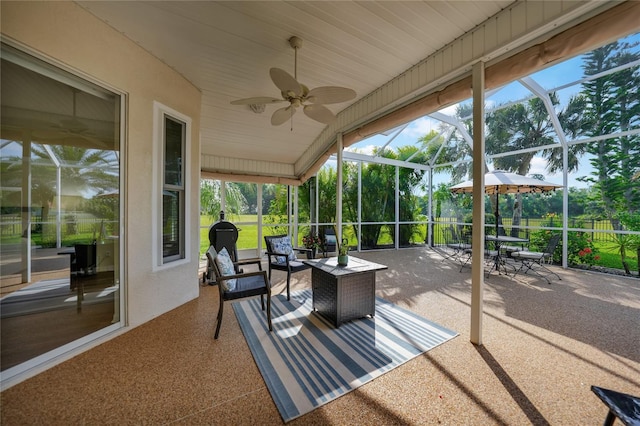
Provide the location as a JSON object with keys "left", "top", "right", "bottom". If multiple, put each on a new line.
{"left": 470, "top": 62, "right": 486, "bottom": 346}
{"left": 336, "top": 133, "right": 343, "bottom": 242}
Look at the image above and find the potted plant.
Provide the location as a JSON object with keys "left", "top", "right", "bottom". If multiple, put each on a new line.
{"left": 302, "top": 232, "right": 322, "bottom": 259}
{"left": 337, "top": 237, "right": 349, "bottom": 266}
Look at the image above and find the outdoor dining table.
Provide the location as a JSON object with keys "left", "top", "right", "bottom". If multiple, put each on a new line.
{"left": 485, "top": 235, "right": 528, "bottom": 276}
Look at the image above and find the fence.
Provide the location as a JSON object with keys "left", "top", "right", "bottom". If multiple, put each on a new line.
{"left": 431, "top": 217, "right": 626, "bottom": 245}
{"left": 1, "top": 214, "right": 114, "bottom": 247}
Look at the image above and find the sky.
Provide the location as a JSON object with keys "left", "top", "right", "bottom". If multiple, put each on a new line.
{"left": 345, "top": 31, "right": 640, "bottom": 191}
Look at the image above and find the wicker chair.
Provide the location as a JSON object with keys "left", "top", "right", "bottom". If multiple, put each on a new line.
{"left": 205, "top": 246, "right": 272, "bottom": 339}
{"left": 264, "top": 235, "right": 311, "bottom": 301}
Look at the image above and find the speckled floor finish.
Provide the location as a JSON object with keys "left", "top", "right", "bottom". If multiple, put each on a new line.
{"left": 2, "top": 247, "right": 639, "bottom": 425}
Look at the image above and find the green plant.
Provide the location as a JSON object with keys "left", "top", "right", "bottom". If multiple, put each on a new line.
{"left": 302, "top": 233, "right": 322, "bottom": 249}
{"left": 604, "top": 233, "right": 639, "bottom": 275}
{"left": 617, "top": 212, "right": 640, "bottom": 276}
{"left": 337, "top": 237, "right": 349, "bottom": 256}
{"left": 529, "top": 228, "right": 600, "bottom": 267}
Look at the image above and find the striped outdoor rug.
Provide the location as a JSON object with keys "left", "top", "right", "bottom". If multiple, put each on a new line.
{"left": 233, "top": 289, "right": 458, "bottom": 422}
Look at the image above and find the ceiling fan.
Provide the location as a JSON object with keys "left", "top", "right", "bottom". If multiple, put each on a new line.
{"left": 230, "top": 36, "right": 356, "bottom": 127}
{"left": 33, "top": 89, "right": 102, "bottom": 146}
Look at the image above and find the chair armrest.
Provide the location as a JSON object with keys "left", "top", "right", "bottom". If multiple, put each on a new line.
{"left": 235, "top": 258, "right": 262, "bottom": 266}
{"left": 218, "top": 270, "right": 269, "bottom": 282}
{"left": 266, "top": 250, "right": 289, "bottom": 257}
{"left": 265, "top": 250, "right": 297, "bottom": 267}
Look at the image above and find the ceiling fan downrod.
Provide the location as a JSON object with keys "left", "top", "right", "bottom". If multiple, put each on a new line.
{"left": 288, "top": 36, "right": 303, "bottom": 81}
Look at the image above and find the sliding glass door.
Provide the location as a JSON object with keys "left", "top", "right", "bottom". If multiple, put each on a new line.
{"left": 0, "top": 43, "right": 122, "bottom": 373}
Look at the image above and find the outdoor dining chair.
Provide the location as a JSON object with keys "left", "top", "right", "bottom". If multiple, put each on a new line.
{"left": 264, "top": 235, "right": 311, "bottom": 301}
{"left": 441, "top": 225, "right": 472, "bottom": 268}
{"left": 510, "top": 233, "right": 562, "bottom": 283}
{"left": 205, "top": 246, "right": 272, "bottom": 339}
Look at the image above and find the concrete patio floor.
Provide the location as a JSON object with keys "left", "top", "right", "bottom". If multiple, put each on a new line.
{"left": 1, "top": 246, "right": 638, "bottom": 425}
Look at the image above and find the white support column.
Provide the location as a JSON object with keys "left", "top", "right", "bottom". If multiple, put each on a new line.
{"left": 257, "top": 184, "right": 263, "bottom": 258}
{"left": 336, "top": 133, "right": 343, "bottom": 241}
{"left": 56, "top": 167, "right": 61, "bottom": 248}
{"left": 428, "top": 168, "right": 434, "bottom": 246}
{"left": 357, "top": 161, "right": 362, "bottom": 251}
{"left": 293, "top": 185, "right": 299, "bottom": 243}
{"left": 21, "top": 138, "right": 32, "bottom": 284}
{"left": 562, "top": 145, "right": 569, "bottom": 268}
{"left": 220, "top": 180, "right": 226, "bottom": 217}
{"left": 395, "top": 166, "right": 400, "bottom": 249}
{"left": 315, "top": 176, "right": 319, "bottom": 232}
{"left": 287, "top": 186, "right": 292, "bottom": 236}
{"left": 470, "top": 62, "right": 486, "bottom": 346}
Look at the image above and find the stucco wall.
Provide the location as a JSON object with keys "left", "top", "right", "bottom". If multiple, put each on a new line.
{"left": 1, "top": 2, "right": 202, "bottom": 327}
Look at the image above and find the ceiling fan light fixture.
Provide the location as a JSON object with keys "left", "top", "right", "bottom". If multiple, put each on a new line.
{"left": 249, "top": 103, "right": 265, "bottom": 113}
{"left": 230, "top": 35, "right": 356, "bottom": 128}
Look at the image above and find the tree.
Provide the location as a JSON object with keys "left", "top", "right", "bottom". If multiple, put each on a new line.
{"left": 2, "top": 144, "right": 118, "bottom": 243}
{"left": 341, "top": 146, "right": 428, "bottom": 248}
{"left": 234, "top": 183, "right": 257, "bottom": 214}
{"left": 485, "top": 93, "right": 586, "bottom": 236}
{"left": 265, "top": 184, "right": 289, "bottom": 234}
{"left": 317, "top": 166, "right": 337, "bottom": 224}
{"left": 200, "top": 180, "right": 247, "bottom": 221}
{"left": 579, "top": 40, "right": 640, "bottom": 220}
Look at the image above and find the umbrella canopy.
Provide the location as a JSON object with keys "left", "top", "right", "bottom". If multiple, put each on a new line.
{"left": 449, "top": 170, "right": 562, "bottom": 195}
{"left": 449, "top": 170, "right": 562, "bottom": 235}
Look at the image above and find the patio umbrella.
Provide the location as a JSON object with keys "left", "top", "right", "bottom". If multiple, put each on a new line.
{"left": 449, "top": 170, "right": 562, "bottom": 236}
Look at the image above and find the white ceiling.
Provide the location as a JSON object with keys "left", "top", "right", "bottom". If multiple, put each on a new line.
{"left": 75, "top": 1, "right": 606, "bottom": 182}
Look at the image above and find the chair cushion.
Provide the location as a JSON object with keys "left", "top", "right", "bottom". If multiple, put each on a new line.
{"left": 214, "top": 247, "right": 237, "bottom": 291}
{"left": 325, "top": 234, "right": 337, "bottom": 245}
{"left": 269, "top": 236, "right": 296, "bottom": 265}
{"left": 223, "top": 274, "right": 267, "bottom": 300}
{"left": 511, "top": 251, "right": 544, "bottom": 261}
{"left": 268, "top": 259, "right": 310, "bottom": 273}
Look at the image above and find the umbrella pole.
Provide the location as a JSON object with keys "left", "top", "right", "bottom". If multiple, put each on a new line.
{"left": 495, "top": 190, "right": 499, "bottom": 236}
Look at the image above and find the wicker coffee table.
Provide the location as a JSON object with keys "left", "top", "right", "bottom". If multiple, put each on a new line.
{"left": 303, "top": 256, "right": 387, "bottom": 327}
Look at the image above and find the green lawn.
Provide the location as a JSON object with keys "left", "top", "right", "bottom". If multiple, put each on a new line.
{"left": 593, "top": 243, "right": 639, "bottom": 273}
{"left": 200, "top": 215, "right": 639, "bottom": 274}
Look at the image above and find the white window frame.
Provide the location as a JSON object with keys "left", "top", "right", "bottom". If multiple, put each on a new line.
{"left": 152, "top": 101, "right": 191, "bottom": 269}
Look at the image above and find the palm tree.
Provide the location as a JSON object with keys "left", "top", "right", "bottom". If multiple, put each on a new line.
{"left": 200, "top": 180, "right": 247, "bottom": 222}
{"left": 3, "top": 143, "right": 118, "bottom": 230}
{"left": 486, "top": 93, "right": 586, "bottom": 236}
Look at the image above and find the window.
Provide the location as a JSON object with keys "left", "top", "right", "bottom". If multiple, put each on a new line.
{"left": 163, "top": 116, "right": 185, "bottom": 261}
{"left": 154, "top": 102, "right": 191, "bottom": 267}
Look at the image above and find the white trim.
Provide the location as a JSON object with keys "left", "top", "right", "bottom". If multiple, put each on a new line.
{"left": 1, "top": 323, "right": 124, "bottom": 391}
{"left": 152, "top": 101, "right": 192, "bottom": 271}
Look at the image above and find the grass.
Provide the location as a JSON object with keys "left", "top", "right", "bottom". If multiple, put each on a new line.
{"left": 592, "top": 243, "right": 639, "bottom": 273}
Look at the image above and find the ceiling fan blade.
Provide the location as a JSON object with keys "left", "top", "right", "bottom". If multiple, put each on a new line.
{"left": 230, "top": 97, "right": 284, "bottom": 105}
{"left": 303, "top": 104, "right": 336, "bottom": 124}
{"left": 270, "top": 68, "right": 302, "bottom": 97}
{"left": 32, "top": 129, "right": 68, "bottom": 140}
{"left": 306, "top": 86, "right": 356, "bottom": 104}
{"left": 271, "top": 106, "right": 296, "bottom": 126}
